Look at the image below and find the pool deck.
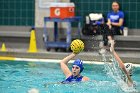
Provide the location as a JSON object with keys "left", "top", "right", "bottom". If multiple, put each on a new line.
{"left": 0, "top": 49, "right": 140, "bottom": 64}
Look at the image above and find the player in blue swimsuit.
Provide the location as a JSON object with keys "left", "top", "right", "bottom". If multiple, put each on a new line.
{"left": 60, "top": 53, "right": 89, "bottom": 83}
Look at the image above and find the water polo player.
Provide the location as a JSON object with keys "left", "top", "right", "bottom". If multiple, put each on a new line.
{"left": 60, "top": 39, "right": 89, "bottom": 83}
{"left": 60, "top": 53, "right": 89, "bottom": 83}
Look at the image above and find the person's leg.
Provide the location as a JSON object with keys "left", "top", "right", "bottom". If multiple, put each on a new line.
{"left": 98, "top": 24, "right": 114, "bottom": 54}
{"left": 111, "top": 26, "right": 122, "bottom": 35}
{"left": 98, "top": 24, "right": 108, "bottom": 54}
{"left": 103, "top": 24, "right": 115, "bottom": 50}
{"left": 108, "top": 35, "right": 115, "bottom": 52}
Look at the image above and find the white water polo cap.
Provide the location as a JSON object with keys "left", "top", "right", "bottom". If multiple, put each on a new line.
{"left": 124, "top": 63, "right": 133, "bottom": 76}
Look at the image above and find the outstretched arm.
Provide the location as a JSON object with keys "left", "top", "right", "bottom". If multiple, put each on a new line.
{"left": 111, "top": 49, "right": 133, "bottom": 86}
{"left": 60, "top": 53, "right": 77, "bottom": 78}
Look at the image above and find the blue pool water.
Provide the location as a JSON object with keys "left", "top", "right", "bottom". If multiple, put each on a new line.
{"left": 0, "top": 60, "right": 140, "bottom": 93}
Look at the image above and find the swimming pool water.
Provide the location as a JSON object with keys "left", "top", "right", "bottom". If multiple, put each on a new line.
{"left": 0, "top": 60, "right": 140, "bottom": 93}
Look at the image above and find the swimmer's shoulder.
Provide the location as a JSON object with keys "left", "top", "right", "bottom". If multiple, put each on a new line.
{"left": 82, "top": 76, "right": 90, "bottom": 81}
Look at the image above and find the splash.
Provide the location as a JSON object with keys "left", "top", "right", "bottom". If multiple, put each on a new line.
{"left": 101, "top": 52, "right": 138, "bottom": 93}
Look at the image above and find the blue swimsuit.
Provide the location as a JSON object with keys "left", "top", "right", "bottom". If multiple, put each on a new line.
{"left": 107, "top": 10, "right": 124, "bottom": 30}
{"left": 61, "top": 75, "right": 83, "bottom": 83}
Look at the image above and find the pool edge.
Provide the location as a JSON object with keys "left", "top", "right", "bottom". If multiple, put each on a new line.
{"left": 1, "top": 56, "right": 140, "bottom": 67}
